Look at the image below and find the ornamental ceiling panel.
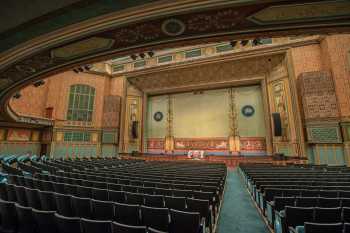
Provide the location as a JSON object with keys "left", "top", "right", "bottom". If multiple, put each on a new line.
{"left": 249, "top": 1, "right": 350, "bottom": 24}
{"left": 128, "top": 54, "right": 285, "bottom": 92}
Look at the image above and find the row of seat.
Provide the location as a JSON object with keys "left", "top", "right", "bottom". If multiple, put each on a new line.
{"left": 0, "top": 182, "right": 212, "bottom": 232}
{"left": 239, "top": 164, "right": 350, "bottom": 233}
{"left": 0, "top": 198, "right": 192, "bottom": 233}
{"left": 54, "top": 168, "right": 223, "bottom": 187}
{"left": 7, "top": 175, "right": 217, "bottom": 210}
{"left": 48, "top": 160, "right": 225, "bottom": 180}
{"left": 278, "top": 206, "right": 350, "bottom": 233}
{"left": 36, "top": 173, "right": 222, "bottom": 198}
{"left": 291, "top": 222, "right": 350, "bottom": 233}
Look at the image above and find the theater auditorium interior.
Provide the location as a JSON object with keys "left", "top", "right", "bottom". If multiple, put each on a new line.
{"left": 0, "top": 1, "right": 350, "bottom": 233}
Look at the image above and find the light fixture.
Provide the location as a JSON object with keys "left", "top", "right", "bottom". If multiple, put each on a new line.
{"left": 252, "top": 38, "right": 263, "bottom": 46}
{"left": 84, "top": 64, "right": 92, "bottom": 71}
{"left": 230, "top": 41, "right": 238, "bottom": 47}
{"left": 33, "top": 80, "right": 45, "bottom": 87}
{"left": 139, "top": 53, "right": 145, "bottom": 59}
{"left": 130, "top": 54, "right": 138, "bottom": 60}
{"left": 241, "top": 40, "right": 249, "bottom": 46}
{"left": 73, "top": 68, "right": 79, "bottom": 73}
{"left": 13, "top": 92, "right": 21, "bottom": 99}
{"left": 148, "top": 51, "right": 154, "bottom": 57}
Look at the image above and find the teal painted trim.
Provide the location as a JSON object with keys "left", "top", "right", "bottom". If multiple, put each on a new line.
{"left": 306, "top": 146, "right": 315, "bottom": 164}
{"left": 335, "top": 146, "right": 345, "bottom": 165}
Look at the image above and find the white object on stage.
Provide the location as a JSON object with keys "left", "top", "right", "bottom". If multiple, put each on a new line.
{"left": 187, "top": 150, "right": 204, "bottom": 160}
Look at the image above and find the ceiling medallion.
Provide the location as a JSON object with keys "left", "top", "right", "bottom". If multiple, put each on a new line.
{"left": 161, "top": 19, "right": 186, "bottom": 36}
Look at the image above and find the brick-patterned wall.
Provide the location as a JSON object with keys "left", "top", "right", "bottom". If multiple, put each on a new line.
{"left": 291, "top": 44, "right": 323, "bottom": 79}
{"left": 102, "top": 95, "right": 121, "bottom": 128}
{"left": 10, "top": 84, "right": 48, "bottom": 118}
{"left": 321, "top": 35, "right": 350, "bottom": 118}
{"left": 298, "top": 71, "right": 339, "bottom": 121}
{"left": 11, "top": 71, "right": 109, "bottom": 128}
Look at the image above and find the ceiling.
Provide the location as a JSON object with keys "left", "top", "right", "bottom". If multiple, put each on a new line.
{"left": 0, "top": 0, "right": 350, "bottom": 124}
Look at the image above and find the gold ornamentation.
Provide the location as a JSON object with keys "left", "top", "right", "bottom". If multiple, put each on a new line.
{"left": 51, "top": 37, "right": 115, "bottom": 60}
{"left": 249, "top": 1, "right": 350, "bottom": 24}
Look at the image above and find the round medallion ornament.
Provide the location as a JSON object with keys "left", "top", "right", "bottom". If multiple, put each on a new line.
{"left": 161, "top": 19, "right": 186, "bottom": 36}
{"left": 241, "top": 105, "right": 255, "bottom": 117}
{"left": 153, "top": 111, "right": 164, "bottom": 122}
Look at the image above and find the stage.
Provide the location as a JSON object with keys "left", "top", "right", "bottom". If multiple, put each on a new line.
{"left": 120, "top": 153, "right": 307, "bottom": 167}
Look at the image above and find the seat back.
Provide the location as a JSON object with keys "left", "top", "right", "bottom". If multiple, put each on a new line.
{"left": 109, "top": 190, "right": 125, "bottom": 203}
{"left": 92, "top": 188, "right": 109, "bottom": 201}
{"left": 164, "top": 196, "right": 186, "bottom": 211}
{"left": 274, "top": 197, "right": 295, "bottom": 212}
{"left": 7, "top": 183, "right": 17, "bottom": 202}
{"left": 64, "top": 184, "right": 77, "bottom": 196}
{"left": 39, "top": 191, "right": 57, "bottom": 211}
{"left": 186, "top": 198, "right": 209, "bottom": 219}
{"left": 169, "top": 209, "right": 200, "bottom": 233}
{"left": 81, "top": 218, "right": 112, "bottom": 233}
{"left": 138, "top": 187, "right": 154, "bottom": 195}
{"left": 314, "top": 207, "right": 342, "bottom": 223}
{"left": 147, "top": 227, "right": 167, "bottom": 233}
{"left": 108, "top": 183, "right": 122, "bottom": 192}
{"left": 125, "top": 192, "right": 144, "bottom": 205}
{"left": 32, "top": 209, "right": 58, "bottom": 233}
{"left": 71, "top": 196, "right": 92, "bottom": 218}
{"left": 143, "top": 194, "right": 164, "bottom": 208}
{"left": 141, "top": 205, "right": 169, "bottom": 232}
{"left": 92, "top": 199, "right": 114, "bottom": 220}
{"left": 55, "top": 213, "right": 82, "bottom": 233}
{"left": 77, "top": 186, "right": 92, "bottom": 198}
{"left": 304, "top": 222, "right": 343, "bottom": 233}
{"left": 318, "top": 197, "right": 341, "bottom": 208}
{"left": 295, "top": 197, "right": 318, "bottom": 207}
{"left": 15, "top": 185, "right": 28, "bottom": 206}
{"left": 114, "top": 202, "right": 140, "bottom": 225}
{"left": 345, "top": 223, "right": 350, "bottom": 233}
{"left": 15, "top": 203, "right": 36, "bottom": 233}
{"left": 285, "top": 206, "right": 314, "bottom": 228}
{"left": 25, "top": 188, "right": 41, "bottom": 209}
{"left": 53, "top": 182, "right": 65, "bottom": 194}
{"left": 111, "top": 222, "right": 146, "bottom": 233}
{"left": 55, "top": 193, "right": 74, "bottom": 217}
{"left": 0, "top": 199, "right": 17, "bottom": 232}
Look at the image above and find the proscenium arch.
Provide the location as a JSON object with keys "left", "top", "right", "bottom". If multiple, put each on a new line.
{"left": 1, "top": 0, "right": 350, "bottom": 123}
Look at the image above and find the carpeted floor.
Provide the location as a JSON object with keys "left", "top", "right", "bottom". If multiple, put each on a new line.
{"left": 217, "top": 169, "right": 269, "bottom": 233}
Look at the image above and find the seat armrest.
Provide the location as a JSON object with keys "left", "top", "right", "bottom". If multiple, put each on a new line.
{"left": 200, "top": 217, "right": 206, "bottom": 233}
{"left": 267, "top": 201, "right": 275, "bottom": 207}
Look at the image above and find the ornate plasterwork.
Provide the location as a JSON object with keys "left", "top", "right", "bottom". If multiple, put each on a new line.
{"left": 51, "top": 37, "right": 115, "bottom": 60}
{"left": 249, "top": 1, "right": 350, "bottom": 25}
{"left": 299, "top": 71, "right": 339, "bottom": 122}
{"left": 229, "top": 88, "right": 239, "bottom": 137}
{"left": 128, "top": 54, "right": 285, "bottom": 92}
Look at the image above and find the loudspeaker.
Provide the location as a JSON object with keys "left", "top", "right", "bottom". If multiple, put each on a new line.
{"left": 131, "top": 121, "right": 138, "bottom": 139}
{"left": 272, "top": 113, "right": 282, "bottom": 137}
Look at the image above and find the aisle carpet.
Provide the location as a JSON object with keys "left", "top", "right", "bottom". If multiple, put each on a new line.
{"left": 217, "top": 169, "right": 269, "bottom": 233}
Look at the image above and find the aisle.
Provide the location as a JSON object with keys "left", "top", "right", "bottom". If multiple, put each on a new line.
{"left": 217, "top": 169, "right": 269, "bottom": 233}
